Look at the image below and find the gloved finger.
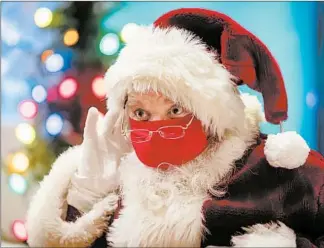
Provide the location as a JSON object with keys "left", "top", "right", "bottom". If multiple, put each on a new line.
{"left": 101, "top": 109, "right": 120, "bottom": 136}
{"left": 79, "top": 108, "right": 103, "bottom": 177}
{"left": 84, "top": 107, "right": 99, "bottom": 141}
{"left": 100, "top": 109, "right": 126, "bottom": 155}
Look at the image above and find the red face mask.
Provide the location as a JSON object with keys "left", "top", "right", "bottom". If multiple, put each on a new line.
{"left": 128, "top": 115, "right": 208, "bottom": 170}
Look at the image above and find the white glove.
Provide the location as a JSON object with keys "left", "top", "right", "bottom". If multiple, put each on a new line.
{"left": 67, "top": 107, "right": 131, "bottom": 213}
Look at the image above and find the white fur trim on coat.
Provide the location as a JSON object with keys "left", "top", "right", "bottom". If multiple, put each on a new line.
{"left": 26, "top": 146, "right": 119, "bottom": 247}
{"left": 231, "top": 221, "right": 297, "bottom": 247}
{"left": 105, "top": 26, "right": 245, "bottom": 139}
{"left": 265, "top": 131, "right": 310, "bottom": 169}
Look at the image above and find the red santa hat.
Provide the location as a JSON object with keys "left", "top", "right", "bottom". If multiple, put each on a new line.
{"left": 105, "top": 8, "right": 310, "bottom": 169}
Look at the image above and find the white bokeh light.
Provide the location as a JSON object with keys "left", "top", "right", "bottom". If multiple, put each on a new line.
{"left": 99, "top": 33, "right": 120, "bottom": 55}
{"left": 121, "top": 23, "right": 138, "bottom": 43}
{"left": 45, "top": 113, "right": 64, "bottom": 136}
{"left": 32, "top": 85, "right": 47, "bottom": 103}
{"left": 12, "top": 152, "right": 29, "bottom": 173}
{"left": 34, "top": 7, "right": 53, "bottom": 28}
{"left": 1, "top": 19, "right": 20, "bottom": 46}
{"left": 9, "top": 174, "right": 27, "bottom": 195}
{"left": 15, "top": 123, "right": 36, "bottom": 145}
{"left": 45, "top": 54, "right": 64, "bottom": 72}
{"left": 306, "top": 92, "right": 317, "bottom": 108}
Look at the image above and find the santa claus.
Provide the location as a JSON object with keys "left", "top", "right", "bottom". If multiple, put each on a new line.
{"left": 26, "top": 8, "right": 324, "bottom": 248}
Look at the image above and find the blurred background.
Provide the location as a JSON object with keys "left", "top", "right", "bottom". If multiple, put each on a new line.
{"left": 1, "top": 1, "right": 323, "bottom": 246}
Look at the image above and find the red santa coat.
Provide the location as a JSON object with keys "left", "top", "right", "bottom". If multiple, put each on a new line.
{"left": 202, "top": 135, "right": 324, "bottom": 247}
{"left": 64, "top": 134, "right": 324, "bottom": 248}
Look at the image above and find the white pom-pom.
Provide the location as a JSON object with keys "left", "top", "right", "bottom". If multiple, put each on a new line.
{"left": 264, "top": 131, "right": 310, "bottom": 169}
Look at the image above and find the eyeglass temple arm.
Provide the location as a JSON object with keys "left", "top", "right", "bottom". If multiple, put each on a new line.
{"left": 184, "top": 115, "right": 195, "bottom": 129}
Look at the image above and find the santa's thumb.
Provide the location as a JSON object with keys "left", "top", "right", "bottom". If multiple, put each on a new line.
{"left": 78, "top": 107, "right": 104, "bottom": 177}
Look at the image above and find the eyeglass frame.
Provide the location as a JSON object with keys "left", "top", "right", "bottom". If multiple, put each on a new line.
{"left": 121, "top": 114, "right": 195, "bottom": 143}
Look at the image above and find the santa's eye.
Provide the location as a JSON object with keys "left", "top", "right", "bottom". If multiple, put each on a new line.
{"left": 133, "top": 109, "right": 150, "bottom": 121}
{"left": 168, "top": 105, "right": 186, "bottom": 117}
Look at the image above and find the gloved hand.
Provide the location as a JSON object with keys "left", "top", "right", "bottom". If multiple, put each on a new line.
{"left": 67, "top": 107, "right": 131, "bottom": 213}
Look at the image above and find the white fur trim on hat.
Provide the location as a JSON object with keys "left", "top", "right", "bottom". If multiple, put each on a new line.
{"left": 105, "top": 26, "right": 245, "bottom": 139}
{"left": 264, "top": 131, "right": 310, "bottom": 169}
{"left": 231, "top": 221, "right": 297, "bottom": 247}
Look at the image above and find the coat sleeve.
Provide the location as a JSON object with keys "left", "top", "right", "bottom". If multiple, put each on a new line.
{"left": 232, "top": 150, "right": 324, "bottom": 248}
{"left": 296, "top": 150, "right": 324, "bottom": 248}
{"left": 26, "top": 146, "right": 119, "bottom": 247}
{"left": 66, "top": 205, "right": 110, "bottom": 248}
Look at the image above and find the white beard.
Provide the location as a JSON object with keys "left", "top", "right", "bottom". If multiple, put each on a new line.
{"left": 107, "top": 133, "right": 255, "bottom": 247}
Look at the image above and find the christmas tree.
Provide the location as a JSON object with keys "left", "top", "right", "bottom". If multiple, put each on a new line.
{"left": 2, "top": 2, "right": 129, "bottom": 243}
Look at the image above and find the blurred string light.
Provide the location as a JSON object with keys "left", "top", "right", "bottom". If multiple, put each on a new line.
{"left": 10, "top": 152, "right": 29, "bottom": 173}
{"left": 32, "top": 85, "right": 47, "bottom": 103}
{"left": 58, "top": 78, "right": 78, "bottom": 99}
{"left": 41, "top": 49, "right": 54, "bottom": 63}
{"left": 92, "top": 76, "right": 106, "bottom": 98}
{"left": 18, "top": 100, "right": 38, "bottom": 119}
{"left": 120, "top": 23, "right": 138, "bottom": 43}
{"left": 8, "top": 173, "right": 27, "bottom": 195}
{"left": 1, "top": 19, "right": 21, "bottom": 46}
{"left": 15, "top": 123, "right": 36, "bottom": 145}
{"left": 45, "top": 53, "right": 64, "bottom": 72}
{"left": 63, "top": 29, "right": 79, "bottom": 46}
{"left": 12, "top": 220, "right": 28, "bottom": 241}
{"left": 34, "top": 7, "right": 53, "bottom": 28}
{"left": 99, "top": 33, "right": 120, "bottom": 55}
{"left": 46, "top": 113, "right": 64, "bottom": 136}
{"left": 306, "top": 92, "right": 317, "bottom": 108}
